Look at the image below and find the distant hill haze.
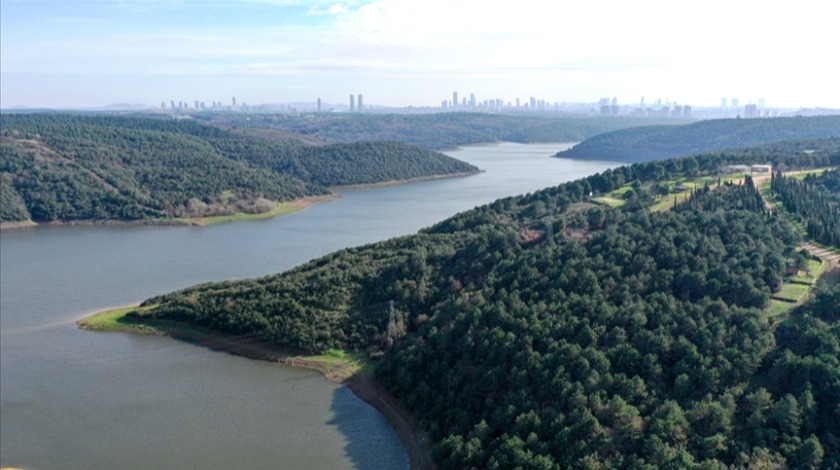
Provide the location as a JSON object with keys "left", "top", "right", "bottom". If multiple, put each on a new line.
{"left": 557, "top": 115, "right": 840, "bottom": 163}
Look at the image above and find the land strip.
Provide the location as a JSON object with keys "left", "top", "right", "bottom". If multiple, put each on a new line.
{"left": 77, "top": 305, "right": 431, "bottom": 469}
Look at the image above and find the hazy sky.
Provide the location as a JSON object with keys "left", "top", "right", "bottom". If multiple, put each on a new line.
{"left": 2, "top": 0, "right": 839, "bottom": 109}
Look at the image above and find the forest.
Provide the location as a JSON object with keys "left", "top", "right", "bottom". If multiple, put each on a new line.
{"left": 198, "top": 112, "right": 681, "bottom": 150}
{"left": 771, "top": 169, "right": 840, "bottom": 249}
{"left": 131, "top": 138, "right": 840, "bottom": 468}
{"left": 0, "top": 113, "right": 476, "bottom": 223}
{"left": 557, "top": 116, "right": 840, "bottom": 163}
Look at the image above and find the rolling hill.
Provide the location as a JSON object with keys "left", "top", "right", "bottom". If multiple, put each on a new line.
{"left": 126, "top": 138, "right": 840, "bottom": 468}
{"left": 0, "top": 114, "right": 477, "bottom": 223}
{"left": 557, "top": 115, "right": 840, "bottom": 163}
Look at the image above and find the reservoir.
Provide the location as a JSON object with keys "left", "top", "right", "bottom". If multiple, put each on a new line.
{"left": 0, "top": 143, "right": 618, "bottom": 469}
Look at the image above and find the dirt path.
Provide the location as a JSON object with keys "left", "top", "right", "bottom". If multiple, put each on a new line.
{"left": 752, "top": 173, "right": 840, "bottom": 277}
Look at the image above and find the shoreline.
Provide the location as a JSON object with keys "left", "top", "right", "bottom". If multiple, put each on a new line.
{"left": 77, "top": 305, "right": 431, "bottom": 470}
{"left": 329, "top": 169, "right": 483, "bottom": 191}
{"left": 0, "top": 194, "right": 339, "bottom": 231}
{"left": 0, "top": 169, "right": 481, "bottom": 231}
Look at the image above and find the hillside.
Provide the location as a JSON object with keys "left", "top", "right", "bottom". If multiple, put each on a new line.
{"left": 557, "top": 116, "right": 840, "bottom": 163}
{"left": 0, "top": 114, "right": 477, "bottom": 223}
{"left": 198, "top": 113, "right": 683, "bottom": 150}
{"left": 127, "top": 139, "right": 840, "bottom": 468}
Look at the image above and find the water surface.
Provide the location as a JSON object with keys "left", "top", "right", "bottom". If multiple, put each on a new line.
{"left": 0, "top": 143, "right": 619, "bottom": 469}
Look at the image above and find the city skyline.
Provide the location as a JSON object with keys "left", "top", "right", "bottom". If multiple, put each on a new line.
{"left": 2, "top": 0, "right": 839, "bottom": 110}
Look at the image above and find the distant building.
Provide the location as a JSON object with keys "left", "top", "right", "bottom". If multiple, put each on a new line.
{"left": 350, "top": 94, "right": 355, "bottom": 112}
{"left": 724, "top": 164, "right": 772, "bottom": 174}
{"left": 317, "top": 98, "right": 322, "bottom": 112}
{"left": 358, "top": 94, "right": 364, "bottom": 112}
{"left": 453, "top": 92, "right": 458, "bottom": 109}
{"left": 725, "top": 165, "right": 752, "bottom": 173}
{"left": 744, "top": 104, "right": 759, "bottom": 118}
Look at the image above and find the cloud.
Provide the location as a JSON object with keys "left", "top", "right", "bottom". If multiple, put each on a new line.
{"left": 306, "top": 3, "right": 352, "bottom": 15}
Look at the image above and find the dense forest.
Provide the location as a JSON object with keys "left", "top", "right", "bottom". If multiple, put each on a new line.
{"left": 132, "top": 138, "right": 840, "bottom": 468}
{"left": 199, "top": 113, "right": 682, "bottom": 150}
{"left": 0, "top": 114, "right": 476, "bottom": 223}
{"left": 771, "top": 168, "right": 840, "bottom": 248}
{"left": 557, "top": 116, "right": 840, "bottom": 163}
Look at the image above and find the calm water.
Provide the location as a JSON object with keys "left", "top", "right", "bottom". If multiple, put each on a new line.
{"left": 0, "top": 143, "right": 618, "bottom": 469}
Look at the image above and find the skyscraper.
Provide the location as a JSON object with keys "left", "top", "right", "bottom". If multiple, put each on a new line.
{"left": 350, "top": 94, "right": 355, "bottom": 112}
{"left": 453, "top": 92, "right": 458, "bottom": 109}
{"left": 317, "top": 98, "right": 322, "bottom": 113}
{"left": 358, "top": 94, "right": 364, "bottom": 112}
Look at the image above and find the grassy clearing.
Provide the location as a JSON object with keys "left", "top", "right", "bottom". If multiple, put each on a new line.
{"left": 766, "top": 299, "right": 795, "bottom": 319}
{"left": 78, "top": 306, "right": 368, "bottom": 383}
{"left": 772, "top": 283, "right": 811, "bottom": 303}
{"left": 76, "top": 305, "right": 157, "bottom": 332}
{"left": 303, "top": 348, "right": 371, "bottom": 380}
{"left": 789, "top": 259, "right": 828, "bottom": 285}
{"left": 592, "top": 197, "right": 625, "bottom": 208}
{"left": 165, "top": 195, "right": 337, "bottom": 227}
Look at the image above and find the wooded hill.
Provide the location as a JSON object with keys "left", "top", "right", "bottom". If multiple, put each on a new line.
{"left": 557, "top": 116, "right": 840, "bottom": 163}
{"left": 132, "top": 138, "right": 840, "bottom": 468}
{"left": 0, "top": 114, "right": 477, "bottom": 223}
{"left": 197, "top": 113, "right": 683, "bottom": 150}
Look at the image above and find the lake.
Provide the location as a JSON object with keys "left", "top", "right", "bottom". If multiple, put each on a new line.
{"left": 0, "top": 143, "right": 619, "bottom": 469}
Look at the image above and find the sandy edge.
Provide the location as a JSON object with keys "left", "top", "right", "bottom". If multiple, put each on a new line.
{"left": 0, "top": 194, "right": 338, "bottom": 231}
{"left": 76, "top": 305, "right": 432, "bottom": 470}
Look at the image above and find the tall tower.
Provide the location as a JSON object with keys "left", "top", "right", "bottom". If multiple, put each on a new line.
{"left": 232, "top": 97, "right": 236, "bottom": 109}
{"left": 350, "top": 94, "right": 355, "bottom": 112}
{"left": 453, "top": 92, "right": 458, "bottom": 109}
{"left": 317, "top": 97, "right": 322, "bottom": 113}
{"left": 358, "top": 94, "right": 364, "bottom": 112}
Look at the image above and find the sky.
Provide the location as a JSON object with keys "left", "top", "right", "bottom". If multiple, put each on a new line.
{"left": 2, "top": 0, "right": 839, "bottom": 110}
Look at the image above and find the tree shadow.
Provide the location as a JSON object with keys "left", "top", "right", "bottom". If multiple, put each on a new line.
{"left": 327, "top": 385, "right": 409, "bottom": 470}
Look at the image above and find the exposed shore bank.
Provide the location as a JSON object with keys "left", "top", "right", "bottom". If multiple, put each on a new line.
{"left": 0, "top": 194, "right": 339, "bottom": 231}
{"left": 77, "top": 306, "right": 431, "bottom": 470}
{"left": 329, "top": 169, "right": 483, "bottom": 191}
{"left": 1, "top": 169, "right": 481, "bottom": 231}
